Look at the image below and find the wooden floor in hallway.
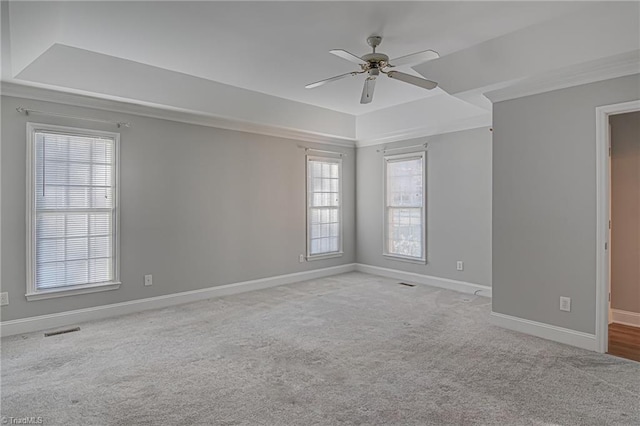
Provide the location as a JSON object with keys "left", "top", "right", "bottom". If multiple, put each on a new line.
{"left": 608, "top": 323, "right": 640, "bottom": 362}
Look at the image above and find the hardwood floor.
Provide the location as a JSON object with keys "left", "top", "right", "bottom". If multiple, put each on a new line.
{"left": 608, "top": 323, "right": 640, "bottom": 362}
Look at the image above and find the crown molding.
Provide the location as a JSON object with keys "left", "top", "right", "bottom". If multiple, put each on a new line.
{"left": 2, "top": 80, "right": 493, "bottom": 149}
{"left": 1, "top": 81, "right": 357, "bottom": 148}
{"left": 485, "top": 50, "right": 640, "bottom": 104}
{"left": 355, "top": 113, "right": 492, "bottom": 148}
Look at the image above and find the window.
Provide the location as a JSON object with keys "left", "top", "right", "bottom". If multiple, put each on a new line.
{"left": 384, "top": 152, "right": 426, "bottom": 262}
{"left": 306, "top": 156, "right": 342, "bottom": 260}
{"left": 26, "top": 123, "right": 120, "bottom": 300}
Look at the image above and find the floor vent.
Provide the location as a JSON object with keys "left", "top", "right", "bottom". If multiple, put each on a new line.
{"left": 44, "top": 327, "right": 80, "bottom": 337}
{"left": 398, "top": 282, "right": 416, "bottom": 287}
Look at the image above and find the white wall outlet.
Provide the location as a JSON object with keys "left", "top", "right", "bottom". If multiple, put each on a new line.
{"left": 299, "top": 254, "right": 306, "bottom": 263}
{"left": 144, "top": 274, "right": 153, "bottom": 286}
{"left": 0, "top": 292, "right": 8, "bottom": 306}
{"left": 560, "top": 296, "right": 571, "bottom": 312}
{"left": 456, "top": 261, "right": 464, "bottom": 271}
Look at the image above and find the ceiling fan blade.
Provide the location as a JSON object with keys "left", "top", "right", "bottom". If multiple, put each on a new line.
{"left": 387, "top": 71, "right": 438, "bottom": 90}
{"left": 330, "top": 49, "right": 367, "bottom": 66}
{"left": 305, "top": 71, "right": 360, "bottom": 89}
{"left": 360, "top": 78, "right": 376, "bottom": 104}
{"left": 389, "top": 49, "right": 440, "bottom": 67}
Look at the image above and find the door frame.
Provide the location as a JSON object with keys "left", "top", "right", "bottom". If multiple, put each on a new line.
{"left": 595, "top": 100, "right": 640, "bottom": 353}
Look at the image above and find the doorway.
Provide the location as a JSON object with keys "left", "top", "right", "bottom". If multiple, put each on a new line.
{"left": 607, "top": 111, "right": 640, "bottom": 362}
{"left": 596, "top": 100, "right": 640, "bottom": 357}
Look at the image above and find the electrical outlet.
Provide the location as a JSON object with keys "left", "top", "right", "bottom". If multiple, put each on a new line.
{"left": 560, "top": 296, "right": 571, "bottom": 312}
{"left": 299, "top": 254, "right": 306, "bottom": 263}
{"left": 144, "top": 275, "right": 153, "bottom": 287}
{"left": 0, "top": 292, "right": 8, "bottom": 306}
{"left": 456, "top": 261, "right": 464, "bottom": 271}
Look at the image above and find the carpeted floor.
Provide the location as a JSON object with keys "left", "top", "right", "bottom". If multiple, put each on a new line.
{"left": 2, "top": 272, "right": 639, "bottom": 425}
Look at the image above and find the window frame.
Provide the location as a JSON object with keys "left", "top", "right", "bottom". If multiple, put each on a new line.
{"left": 305, "top": 155, "right": 343, "bottom": 261}
{"left": 383, "top": 151, "right": 427, "bottom": 264}
{"left": 25, "top": 122, "right": 121, "bottom": 301}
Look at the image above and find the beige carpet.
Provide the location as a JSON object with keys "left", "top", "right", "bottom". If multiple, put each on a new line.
{"left": 2, "top": 272, "right": 639, "bottom": 425}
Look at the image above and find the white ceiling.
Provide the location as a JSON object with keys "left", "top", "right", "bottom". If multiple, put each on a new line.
{"left": 6, "top": 1, "right": 592, "bottom": 115}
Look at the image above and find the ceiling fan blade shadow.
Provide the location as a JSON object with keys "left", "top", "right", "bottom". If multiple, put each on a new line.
{"left": 360, "top": 78, "right": 376, "bottom": 104}
{"left": 330, "top": 49, "right": 368, "bottom": 66}
{"left": 305, "top": 71, "right": 360, "bottom": 89}
{"left": 389, "top": 49, "right": 440, "bottom": 67}
{"left": 387, "top": 71, "right": 438, "bottom": 90}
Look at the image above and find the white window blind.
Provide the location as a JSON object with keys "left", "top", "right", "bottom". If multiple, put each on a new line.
{"left": 29, "top": 126, "right": 119, "bottom": 293}
{"left": 384, "top": 153, "right": 425, "bottom": 261}
{"left": 306, "top": 156, "right": 342, "bottom": 258}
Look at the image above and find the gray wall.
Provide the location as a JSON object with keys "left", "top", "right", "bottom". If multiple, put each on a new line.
{"left": 492, "top": 74, "right": 640, "bottom": 334}
{"left": 0, "top": 95, "right": 355, "bottom": 322}
{"left": 356, "top": 128, "right": 493, "bottom": 286}
{"left": 610, "top": 111, "right": 640, "bottom": 314}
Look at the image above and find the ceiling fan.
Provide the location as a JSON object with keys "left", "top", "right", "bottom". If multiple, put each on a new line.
{"left": 305, "top": 35, "right": 440, "bottom": 104}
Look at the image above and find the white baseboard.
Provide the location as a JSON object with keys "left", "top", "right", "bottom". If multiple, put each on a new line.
{"left": 355, "top": 263, "right": 492, "bottom": 298}
{"left": 490, "top": 312, "right": 597, "bottom": 352}
{"left": 611, "top": 309, "right": 640, "bottom": 328}
{"left": 0, "top": 263, "right": 357, "bottom": 337}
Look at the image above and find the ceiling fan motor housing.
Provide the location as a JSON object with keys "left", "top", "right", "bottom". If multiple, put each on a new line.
{"left": 361, "top": 52, "right": 389, "bottom": 65}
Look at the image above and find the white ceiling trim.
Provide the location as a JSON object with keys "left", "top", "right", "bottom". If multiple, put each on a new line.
{"left": 2, "top": 80, "right": 491, "bottom": 148}
{"left": 485, "top": 50, "right": 640, "bottom": 104}
{"left": 14, "top": 44, "right": 356, "bottom": 141}
{"left": 356, "top": 114, "right": 491, "bottom": 148}
{"left": 1, "top": 81, "right": 357, "bottom": 148}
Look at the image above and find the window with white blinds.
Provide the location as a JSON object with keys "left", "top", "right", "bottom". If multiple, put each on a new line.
{"left": 384, "top": 152, "right": 426, "bottom": 262}
{"left": 27, "top": 124, "right": 120, "bottom": 298}
{"left": 306, "top": 156, "right": 342, "bottom": 259}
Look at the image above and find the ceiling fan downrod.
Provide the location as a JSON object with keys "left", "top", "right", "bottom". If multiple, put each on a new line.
{"left": 367, "top": 35, "right": 382, "bottom": 53}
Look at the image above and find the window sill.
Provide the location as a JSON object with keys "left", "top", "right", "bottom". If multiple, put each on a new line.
{"left": 26, "top": 281, "right": 121, "bottom": 301}
{"left": 383, "top": 254, "right": 427, "bottom": 265}
{"left": 306, "top": 252, "right": 344, "bottom": 262}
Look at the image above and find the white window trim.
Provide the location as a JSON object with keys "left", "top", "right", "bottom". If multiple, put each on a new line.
{"left": 383, "top": 151, "right": 427, "bottom": 264}
{"left": 25, "top": 122, "right": 121, "bottom": 301}
{"left": 305, "top": 155, "right": 343, "bottom": 261}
